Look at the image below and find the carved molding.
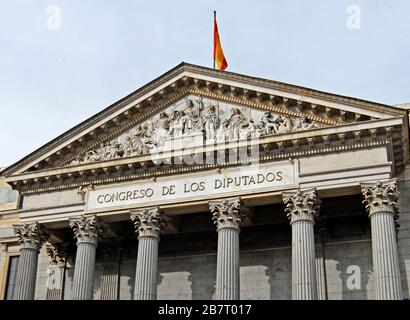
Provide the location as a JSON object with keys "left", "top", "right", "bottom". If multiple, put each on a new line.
{"left": 12, "top": 137, "right": 392, "bottom": 196}
{"left": 282, "top": 189, "right": 321, "bottom": 223}
{"left": 69, "top": 215, "right": 104, "bottom": 246}
{"left": 209, "top": 197, "right": 246, "bottom": 231}
{"left": 77, "top": 184, "right": 95, "bottom": 201}
{"left": 361, "top": 179, "right": 400, "bottom": 221}
{"left": 13, "top": 222, "right": 49, "bottom": 251}
{"left": 130, "top": 207, "right": 166, "bottom": 239}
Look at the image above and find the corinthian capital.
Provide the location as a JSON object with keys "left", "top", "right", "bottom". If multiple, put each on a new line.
{"left": 282, "top": 189, "right": 321, "bottom": 224}
{"left": 69, "top": 215, "right": 103, "bottom": 245}
{"left": 130, "top": 207, "right": 166, "bottom": 239}
{"left": 361, "top": 179, "right": 400, "bottom": 217}
{"left": 13, "top": 222, "right": 49, "bottom": 251}
{"left": 46, "top": 243, "right": 69, "bottom": 265}
{"left": 209, "top": 197, "right": 245, "bottom": 231}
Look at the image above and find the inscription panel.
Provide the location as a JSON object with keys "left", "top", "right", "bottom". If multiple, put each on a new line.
{"left": 85, "top": 161, "right": 298, "bottom": 212}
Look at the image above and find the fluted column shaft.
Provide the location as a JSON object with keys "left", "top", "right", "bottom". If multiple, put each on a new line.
{"left": 72, "top": 241, "right": 97, "bottom": 300}
{"left": 70, "top": 215, "right": 103, "bottom": 300}
{"left": 283, "top": 189, "right": 320, "bottom": 300}
{"left": 135, "top": 236, "right": 159, "bottom": 300}
{"left": 291, "top": 219, "right": 317, "bottom": 299}
{"left": 362, "top": 180, "right": 403, "bottom": 300}
{"left": 216, "top": 227, "right": 240, "bottom": 299}
{"left": 130, "top": 207, "right": 165, "bottom": 300}
{"left": 13, "top": 223, "right": 49, "bottom": 300}
{"left": 209, "top": 198, "right": 245, "bottom": 300}
{"left": 14, "top": 247, "right": 40, "bottom": 300}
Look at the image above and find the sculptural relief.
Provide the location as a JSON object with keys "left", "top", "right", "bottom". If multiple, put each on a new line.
{"left": 70, "top": 96, "right": 323, "bottom": 165}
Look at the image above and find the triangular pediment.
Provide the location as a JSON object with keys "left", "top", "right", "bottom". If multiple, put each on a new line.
{"left": 1, "top": 62, "right": 407, "bottom": 181}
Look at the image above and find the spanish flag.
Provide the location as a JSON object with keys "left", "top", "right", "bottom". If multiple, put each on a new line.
{"left": 213, "top": 11, "right": 228, "bottom": 71}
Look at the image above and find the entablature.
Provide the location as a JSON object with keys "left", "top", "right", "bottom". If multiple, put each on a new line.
{"left": 4, "top": 117, "right": 402, "bottom": 196}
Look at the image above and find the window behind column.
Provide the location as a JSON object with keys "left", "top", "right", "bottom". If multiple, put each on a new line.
{"left": 5, "top": 256, "right": 20, "bottom": 300}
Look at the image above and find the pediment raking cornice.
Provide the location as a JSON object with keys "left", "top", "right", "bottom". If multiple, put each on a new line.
{"left": 1, "top": 63, "right": 407, "bottom": 178}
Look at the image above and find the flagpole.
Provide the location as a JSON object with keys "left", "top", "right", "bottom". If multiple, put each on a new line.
{"left": 213, "top": 11, "right": 216, "bottom": 69}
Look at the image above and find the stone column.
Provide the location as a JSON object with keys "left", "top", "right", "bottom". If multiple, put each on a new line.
{"left": 130, "top": 207, "right": 165, "bottom": 300}
{"left": 13, "top": 223, "right": 49, "bottom": 300}
{"left": 361, "top": 179, "right": 403, "bottom": 300}
{"left": 282, "top": 189, "right": 320, "bottom": 300}
{"left": 209, "top": 197, "right": 245, "bottom": 300}
{"left": 70, "top": 215, "right": 103, "bottom": 300}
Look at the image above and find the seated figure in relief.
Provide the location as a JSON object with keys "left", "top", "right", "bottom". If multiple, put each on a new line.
{"left": 107, "top": 141, "right": 121, "bottom": 160}
{"left": 261, "top": 111, "right": 282, "bottom": 134}
{"left": 292, "top": 116, "right": 319, "bottom": 132}
{"left": 183, "top": 99, "right": 203, "bottom": 134}
{"left": 84, "top": 147, "right": 103, "bottom": 163}
{"left": 276, "top": 116, "right": 292, "bottom": 134}
{"left": 226, "top": 108, "right": 248, "bottom": 140}
{"left": 256, "top": 121, "right": 266, "bottom": 137}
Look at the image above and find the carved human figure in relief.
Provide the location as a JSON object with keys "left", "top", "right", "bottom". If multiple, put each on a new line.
{"left": 245, "top": 119, "right": 259, "bottom": 138}
{"left": 139, "top": 122, "right": 155, "bottom": 154}
{"left": 153, "top": 112, "right": 170, "bottom": 145}
{"left": 238, "top": 121, "right": 251, "bottom": 140}
{"left": 129, "top": 124, "right": 144, "bottom": 155}
{"left": 292, "top": 116, "right": 318, "bottom": 132}
{"left": 169, "top": 110, "right": 185, "bottom": 137}
{"left": 121, "top": 136, "right": 133, "bottom": 157}
{"left": 89, "top": 145, "right": 103, "bottom": 162}
{"left": 276, "top": 116, "right": 292, "bottom": 134}
{"left": 203, "top": 105, "right": 218, "bottom": 140}
{"left": 226, "top": 108, "right": 248, "bottom": 140}
{"left": 109, "top": 141, "right": 121, "bottom": 159}
{"left": 183, "top": 99, "right": 202, "bottom": 134}
{"left": 216, "top": 120, "right": 230, "bottom": 143}
{"left": 261, "top": 111, "right": 281, "bottom": 134}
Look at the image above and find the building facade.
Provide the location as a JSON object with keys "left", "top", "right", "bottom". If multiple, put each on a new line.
{"left": 0, "top": 63, "right": 409, "bottom": 300}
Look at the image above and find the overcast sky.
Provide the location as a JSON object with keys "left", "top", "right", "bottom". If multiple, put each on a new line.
{"left": 1, "top": 1, "right": 409, "bottom": 167}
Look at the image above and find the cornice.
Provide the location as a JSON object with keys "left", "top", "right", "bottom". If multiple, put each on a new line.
{"left": 182, "top": 64, "right": 406, "bottom": 117}
{"left": 7, "top": 135, "right": 395, "bottom": 196}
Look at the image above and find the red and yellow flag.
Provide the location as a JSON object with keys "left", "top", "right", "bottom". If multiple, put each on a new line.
{"left": 213, "top": 12, "right": 228, "bottom": 71}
